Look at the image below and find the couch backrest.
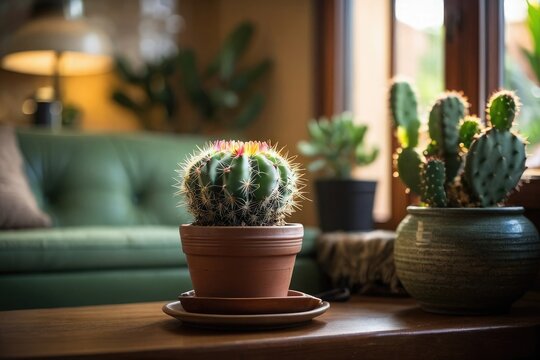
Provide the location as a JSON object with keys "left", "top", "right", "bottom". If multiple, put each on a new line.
{"left": 16, "top": 129, "right": 209, "bottom": 227}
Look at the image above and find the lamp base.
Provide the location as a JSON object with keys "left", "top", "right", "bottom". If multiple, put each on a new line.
{"left": 34, "top": 100, "right": 62, "bottom": 128}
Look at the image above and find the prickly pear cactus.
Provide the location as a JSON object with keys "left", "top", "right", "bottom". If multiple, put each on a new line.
{"left": 487, "top": 90, "right": 519, "bottom": 131}
{"left": 396, "top": 147, "right": 423, "bottom": 195}
{"left": 389, "top": 79, "right": 528, "bottom": 208}
{"left": 390, "top": 80, "right": 423, "bottom": 194}
{"left": 428, "top": 92, "right": 468, "bottom": 183}
{"left": 390, "top": 80, "right": 421, "bottom": 148}
{"left": 463, "top": 91, "right": 526, "bottom": 207}
{"left": 459, "top": 116, "right": 481, "bottom": 150}
{"left": 179, "top": 140, "right": 303, "bottom": 226}
{"left": 422, "top": 158, "right": 448, "bottom": 207}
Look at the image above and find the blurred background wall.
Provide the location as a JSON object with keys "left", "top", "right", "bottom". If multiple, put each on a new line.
{"left": 0, "top": 0, "right": 318, "bottom": 226}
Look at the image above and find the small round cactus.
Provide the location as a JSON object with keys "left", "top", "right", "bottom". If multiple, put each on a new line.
{"left": 178, "top": 140, "right": 303, "bottom": 226}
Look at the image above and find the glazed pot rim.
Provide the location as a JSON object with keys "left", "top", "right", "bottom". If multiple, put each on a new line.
{"left": 407, "top": 206, "right": 524, "bottom": 215}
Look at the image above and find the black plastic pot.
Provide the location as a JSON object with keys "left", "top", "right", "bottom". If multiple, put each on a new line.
{"left": 315, "top": 179, "right": 376, "bottom": 232}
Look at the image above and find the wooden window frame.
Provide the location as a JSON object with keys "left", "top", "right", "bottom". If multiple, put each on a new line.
{"left": 444, "top": 0, "right": 503, "bottom": 116}
{"left": 388, "top": 0, "right": 504, "bottom": 228}
{"left": 315, "top": 0, "right": 539, "bottom": 230}
{"left": 315, "top": 0, "right": 406, "bottom": 230}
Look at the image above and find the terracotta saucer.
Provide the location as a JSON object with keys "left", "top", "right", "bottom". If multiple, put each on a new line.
{"left": 178, "top": 290, "right": 323, "bottom": 315}
{"left": 162, "top": 300, "right": 330, "bottom": 330}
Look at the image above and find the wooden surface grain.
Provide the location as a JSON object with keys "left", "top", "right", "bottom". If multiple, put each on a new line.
{"left": 1, "top": 293, "right": 540, "bottom": 359}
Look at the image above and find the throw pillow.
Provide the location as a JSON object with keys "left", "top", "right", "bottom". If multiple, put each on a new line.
{"left": 0, "top": 126, "right": 51, "bottom": 229}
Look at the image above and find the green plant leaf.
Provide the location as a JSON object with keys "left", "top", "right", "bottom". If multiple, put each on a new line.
{"left": 210, "top": 88, "right": 239, "bottom": 108}
{"left": 178, "top": 50, "right": 202, "bottom": 94}
{"left": 160, "top": 82, "right": 176, "bottom": 119}
{"left": 229, "top": 59, "right": 272, "bottom": 92}
{"left": 525, "top": 0, "right": 540, "bottom": 84}
{"left": 355, "top": 145, "right": 379, "bottom": 166}
{"left": 178, "top": 50, "right": 215, "bottom": 119}
{"left": 160, "top": 55, "right": 178, "bottom": 76}
{"left": 521, "top": 47, "right": 540, "bottom": 85}
{"left": 206, "top": 22, "right": 254, "bottom": 81}
{"left": 352, "top": 124, "right": 367, "bottom": 145}
{"left": 299, "top": 112, "right": 377, "bottom": 177}
{"left": 317, "top": 118, "right": 332, "bottom": 136}
{"left": 297, "top": 141, "right": 320, "bottom": 157}
{"left": 115, "top": 57, "right": 143, "bottom": 84}
{"left": 307, "top": 120, "right": 326, "bottom": 142}
{"left": 307, "top": 159, "right": 327, "bottom": 173}
{"left": 111, "top": 90, "right": 143, "bottom": 112}
{"left": 233, "top": 93, "right": 265, "bottom": 129}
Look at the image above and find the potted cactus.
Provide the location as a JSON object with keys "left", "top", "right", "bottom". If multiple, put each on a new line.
{"left": 389, "top": 79, "right": 540, "bottom": 314}
{"left": 297, "top": 112, "right": 379, "bottom": 232}
{"left": 177, "top": 140, "right": 303, "bottom": 298}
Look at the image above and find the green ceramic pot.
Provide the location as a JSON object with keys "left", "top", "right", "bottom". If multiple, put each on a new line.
{"left": 395, "top": 206, "right": 540, "bottom": 315}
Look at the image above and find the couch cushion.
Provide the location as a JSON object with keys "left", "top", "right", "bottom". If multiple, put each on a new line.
{"left": 0, "top": 226, "right": 184, "bottom": 273}
{"left": 0, "top": 126, "right": 51, "bottom": 229}
{"left": 0, "top": 226, "right": 319, "bottom": 273}
{"left": 16, "top": 130, "right": 209, "bottom": 227}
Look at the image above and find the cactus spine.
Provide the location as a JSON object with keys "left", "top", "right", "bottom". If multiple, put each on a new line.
{"left": 389, "top": 79, "right": 527, "bottom": 208}
{"left": 179, "top": 140, "right": 302, "bottom": 226}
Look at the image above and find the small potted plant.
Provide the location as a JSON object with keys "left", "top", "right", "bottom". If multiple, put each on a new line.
{"left": 389, "top": 79, "right": 540, "bottom": 314}
{"left": 297, "top": 112, "right": 379, "bottom": 232}
{"left": 177, "top": 140, "right": 304, "bottom": 298}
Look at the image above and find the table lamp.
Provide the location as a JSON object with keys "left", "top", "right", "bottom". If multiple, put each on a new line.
{"left": 1, "top": 0, "right": 113, "bottom": 127}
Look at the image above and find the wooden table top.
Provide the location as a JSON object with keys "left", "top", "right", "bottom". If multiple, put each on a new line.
{"left": 1, "top": 293, "right": 540, "bottom": 360}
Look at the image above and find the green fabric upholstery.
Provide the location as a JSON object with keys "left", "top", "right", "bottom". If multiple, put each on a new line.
{"left": 0, "top": 129, "right": 327, "bottom": 310}
{"left": 0, "top": 226, "right": 185, "bottom": 272}
{"left": 0, "top": 258, "right": 325, "bottom": 310}
{"left": 0, "top": 268, "right": 193, "bottom": 309}
{"left": 0, "top": 225, "right": 319, "bottom": 273}
{"left": 17, "top": 130, "right": 204, "bottom": 227}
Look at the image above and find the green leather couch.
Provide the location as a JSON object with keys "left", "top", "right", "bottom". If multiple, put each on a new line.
{"left": 0, "top": 129, "right": 326, "bottom": 310}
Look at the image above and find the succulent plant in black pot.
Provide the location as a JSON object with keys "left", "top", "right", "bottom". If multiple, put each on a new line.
{"left": 389, "top": 79, "right": 540, "bottom": 315}
{"left": 297, "top": 112, "right": 379, "bottom": 232}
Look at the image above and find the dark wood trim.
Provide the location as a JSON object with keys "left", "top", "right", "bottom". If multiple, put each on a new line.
{"left": 3, "top": 295, "right": 540, "bottom": 359}
{"left": 444, "top": 0, "right": 503, "bottom": 118}
{"left": 314, "top": 0, "right": 337, "bottom": 118}
{"left": 485, "top": 0, "right": 504, "bottom": 97}
{"left": 444, "top": 0, "right": 482, "bottom": 115}
{"left": 378, "top": 0, "right": 409, "bottom": 231}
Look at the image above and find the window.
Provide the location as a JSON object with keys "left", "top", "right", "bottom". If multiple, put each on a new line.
{"left": 321, "top": 0, "right": 539, "bottom": 227}
{"left": 394, "top": 0, "right": 444, "bottom": 116}
{"left": 349, "top": 0, "right": 392, "bottom": 224}
{"left": 504, "top": 0, "right": 540, "bottom": 167}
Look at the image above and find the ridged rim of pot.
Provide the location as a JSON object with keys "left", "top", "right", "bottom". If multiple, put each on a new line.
{"left": 180, "top": 223, "right": 303, "bottom": 240}
{"left": 407, "top": 206, "right": 524, "bottom": 216}
{"left": 180, "top": 223, "right": 303, "bottom": 256}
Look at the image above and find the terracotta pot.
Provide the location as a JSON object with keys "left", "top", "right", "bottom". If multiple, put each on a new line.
{"left": 395, "top": 206, "right": 540, "bottom": 315}
{"left": 180, "top": 223, "right": 303, "bottom": 298}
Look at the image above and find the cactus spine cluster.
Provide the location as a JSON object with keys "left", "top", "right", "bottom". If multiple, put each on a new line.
{"left": 179, "top": 140, "right": 302, "bottom": 226}
{"left": 390, "top": 80, "right": 527, "bottom": 207}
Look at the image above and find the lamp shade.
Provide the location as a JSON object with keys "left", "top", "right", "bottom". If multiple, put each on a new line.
{"left": 1, "top": 16, "right": 113, "bottom": 76}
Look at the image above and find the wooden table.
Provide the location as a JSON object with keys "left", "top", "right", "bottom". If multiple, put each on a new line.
{"left": 1, "top": 293, "right": 540, "bottom": 360}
